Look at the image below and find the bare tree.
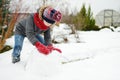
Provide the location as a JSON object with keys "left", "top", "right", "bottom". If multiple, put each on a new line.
{"left": 0, "top": 0, "right": 22, "bottom": 53}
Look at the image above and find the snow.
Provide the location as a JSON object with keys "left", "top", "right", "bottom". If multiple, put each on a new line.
{"left": 0, "top": 24, "right": 120, "bottom": 80}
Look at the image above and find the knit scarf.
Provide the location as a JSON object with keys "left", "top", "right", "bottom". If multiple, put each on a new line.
{"left": 34, "top": 13, "right": 49, "bottom": 30}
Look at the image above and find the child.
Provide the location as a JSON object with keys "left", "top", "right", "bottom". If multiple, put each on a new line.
{"left": 12, "top": 6, "right": 62, "bottom": 63}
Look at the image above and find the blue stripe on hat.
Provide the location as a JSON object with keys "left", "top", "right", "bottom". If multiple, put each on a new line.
{"left": 42, "top": 15, "right": 55, "bottom": 24}
{"left": 50, "top": 9, "right": 56, "bottom": 18}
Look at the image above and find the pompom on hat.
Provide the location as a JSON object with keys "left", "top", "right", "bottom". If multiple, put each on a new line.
{"left": 42, "top": 7, "right": 62, "bottom": 24}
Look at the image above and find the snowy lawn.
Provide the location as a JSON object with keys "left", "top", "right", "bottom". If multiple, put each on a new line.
{"left": 0, "top": 30, "right": 120, "bottom": 80}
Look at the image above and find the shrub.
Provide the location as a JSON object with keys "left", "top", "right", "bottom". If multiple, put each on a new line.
{"left": 62, "top": 4, "right": 100, "bottom": 31}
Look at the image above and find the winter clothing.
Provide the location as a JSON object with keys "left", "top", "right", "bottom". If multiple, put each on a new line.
{"left": 42, "top": 7, "right": 62, "bottom": 24}
{"left": 34, "top": 13, "right": 49, "bottom": 30}
{"left": 12, "top": 6, "right": 62, "bottom": 63}
{"left": 15, "top": 13, "right": 51, "bottom": 45}
{"left": 52, "top": 47, "right": 62, "bottom": 53}
{"left": 47, "top": 44, "right": 53, "bottom": 53}
{"left": 12, "top": 36, "right": 22, "bottom": 63}
{"left": 12, "top": 56, "right": 20, "bottom": 63}
{"left": 12, "top": 35, "right": 25, "bottom": 58}
{"left": 12, "top": 34, "right": 46, "bottom": 59}
{"left": 35, "top": 42, "right": 50, "bottom": 55}
{"left": 36, "top": 34, "right": 45, "bottom": 44}
{"left": 47, "top": 45, "right": 62, "bottom": 53}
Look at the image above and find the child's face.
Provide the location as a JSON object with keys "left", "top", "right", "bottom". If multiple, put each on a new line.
{"left": 43, "top": 20, "right": 53, "bottom": 27}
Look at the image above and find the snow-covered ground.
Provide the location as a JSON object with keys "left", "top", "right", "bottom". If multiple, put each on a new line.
{"left": 0, "top": 24, "right": 120, "bottom": 80}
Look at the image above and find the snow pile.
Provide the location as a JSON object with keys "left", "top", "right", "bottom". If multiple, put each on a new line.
{"left": 100, "top": 28, "right": 113, "bottom": 32}
{"left": 0, "top": 24, "right": 120, "bottom": 80}
{"left": 52, "top": 24, "right": 71, "bottom": 43}
{"left": 25, "top": 49, "right": 62, "bottom": 77}
{"left": 114, "top": 27, "right": 120, "bottom": 32}
{"left": 100, "top": 26, "right": 120, "bottom": 32}
{"left": 52, "top": 23, "right": 80, "bottom": 43}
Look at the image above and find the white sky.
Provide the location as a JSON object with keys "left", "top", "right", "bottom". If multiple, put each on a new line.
{"left": 68, "top": 0, "right": 120, "bottom": 16}
{"left": 10, "top": 0, "right": 120, "bottom": 16}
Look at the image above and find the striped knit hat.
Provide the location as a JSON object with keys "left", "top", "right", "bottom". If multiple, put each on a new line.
{"left": 42, "top": 7, "right": 62, "bottom": 24}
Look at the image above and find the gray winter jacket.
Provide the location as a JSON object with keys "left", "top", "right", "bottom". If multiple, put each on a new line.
{"left": 14, "top": 13, "right": 51, "bottom": 45}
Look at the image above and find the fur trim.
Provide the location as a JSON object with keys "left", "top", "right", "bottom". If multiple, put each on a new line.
{"left": 38, "top": 6, "right": 48, "bottom": 20}
{"left": 38, "top": 6, "right": 60, "bottom": 26}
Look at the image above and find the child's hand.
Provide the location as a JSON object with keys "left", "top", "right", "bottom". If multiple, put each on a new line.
{"left": 52, "top": 47, "right": 62, "bottom": 53}
{"left": 47, "top": 45, "right": 62, "bottom": 53}
{"left": 35, "top": 42, "right": 50, "bottom": 55}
